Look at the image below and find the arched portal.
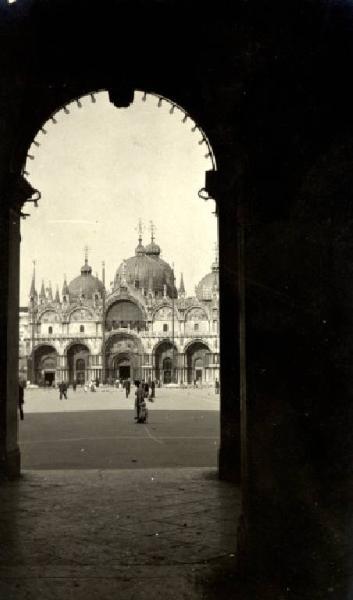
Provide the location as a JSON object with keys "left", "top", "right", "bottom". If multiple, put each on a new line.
{"left": 113, "top": 352, "right": 132, "bottom": 381}
{"left": 33, "top": 344, "right": 58, "bottom": 387}
{"left": 185, "top": 341, "right": 211, "bottom": 385}
{"left": 154, "top": 340, "right": 178, "bottom": 384}
{"left": 67, "top": 344, "right": 90, "bottom": 385}
{"left": 105, "top": 333, "right": 143, "bottom": 383}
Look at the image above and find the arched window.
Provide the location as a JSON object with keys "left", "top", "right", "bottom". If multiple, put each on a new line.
{"left": 48, "top": 326, "right": 53, "bottom": 334}
{"left": 80, "top": 325, "right": 84, "bottom": 333}
{"left": 163, "top": 324, "right": 168, "bottom": 332}
{"left": 194, "top": 323, "right": 199, "bottom": 331}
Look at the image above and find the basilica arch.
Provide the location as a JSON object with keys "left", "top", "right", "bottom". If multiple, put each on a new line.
{"left": 66, "top": 343, "right": 90, "bottom": 385}
{"left": 153, "top": 339, "right": 179, "bottom": 384}
{"left": 184, "top": 340, "right": 211, "bottom": 385}
{"left": 105, "top": 332, "right": 144, "bottom": 383}
{"left": 32, "top": 344, "right": 58, "bottom": 387}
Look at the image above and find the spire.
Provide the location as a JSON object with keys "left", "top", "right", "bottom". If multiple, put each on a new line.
{"left": 29, "top": 260, "right": 37, "bottom": 302}
{"left": 62, "top": 274, "right": 69, "bottom": 296}
{"left": 46, "top": 281, "right": 53, "bottom": 302}
{"left": 55, "top": 285, "right": 60, "bottom": 303}
{"left": 39, "top": 279, "right": 46, "bottom": 302}
{"left": 179, "top": 273, "right": 185, "bottom": 297}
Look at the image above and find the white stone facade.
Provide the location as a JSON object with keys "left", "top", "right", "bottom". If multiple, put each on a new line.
{"left": 21, "top": 238, "right": 219, "bottom": 387}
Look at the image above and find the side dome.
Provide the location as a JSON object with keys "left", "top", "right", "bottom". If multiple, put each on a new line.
{"left": 195, "top": 257, "right": 219, "bottom": 301}
{"left": 68, "top": 259, "right": 105, "bottom": 299}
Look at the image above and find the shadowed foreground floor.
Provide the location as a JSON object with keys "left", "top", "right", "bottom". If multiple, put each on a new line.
{"left": 0, "top": 468, "right": 241, "bottom": 599}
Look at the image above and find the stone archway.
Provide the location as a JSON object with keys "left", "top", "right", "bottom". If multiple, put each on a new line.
{"left": 153, "top": 340, "right": 178, "bottom": 384}
{"left": 105, "top": 333, "right": 143, "bottom": 384}
{"left": 33, "top": 344, "right": 58, "bottom": 386}
{"left": 185, "top": 341, "right": 211, "bottom": 385}
{"left": 67, "top": 343, "right": 90, "bottom": 385}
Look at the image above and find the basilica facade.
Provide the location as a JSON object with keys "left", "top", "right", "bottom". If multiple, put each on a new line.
{"left": 19, "top": 233, "right": 219, "bottom": 387}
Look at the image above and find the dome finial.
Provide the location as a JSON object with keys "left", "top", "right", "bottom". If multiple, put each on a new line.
{"left": 135, "top": 219, "right": 144, "bottom": 244}
{"left": 150, "top": 220, "right": 156, "bottom": 243}
{"left": 212, "top": 241, "right": 219, "bottom": 271}
{"left": 81, "top": 246, "right": 92, "bottom": 275}
{"left": 134, "top": 219, "right": 146, "bottom": 256}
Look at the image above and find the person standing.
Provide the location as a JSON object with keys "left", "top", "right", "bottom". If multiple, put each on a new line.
{"left": 59, "top": 381, "right": 68, "bottom": 400}
{"left": 215, "top": 379, "right": 220, "bottom": 394}
{"left": 149, "top": 380, "right": 155, "bottom": 402}
{"left": 134, "top": 381, "right": 144, "bottom": 422}
{"left": 125, "top": 378, "right": 131, "bottom": 399}
{"left": 18, "top": 383, "right": 24, "bottom": 420}
{"left": 72, "top": 380, "right": 77, "bottom": 392}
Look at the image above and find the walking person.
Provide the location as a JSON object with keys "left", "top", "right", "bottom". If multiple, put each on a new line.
{"left": 149, "top": 380, "right": 155, "bottom": 402}
{"left": 18, "top": 383, "right": 24, "bottom": 421}
{"left": 215, "top": 378, "right": 220, "bottom": 394}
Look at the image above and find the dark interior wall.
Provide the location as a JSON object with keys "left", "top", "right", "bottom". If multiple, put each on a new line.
{"left": 1, "top": 0, "right": 353, "bottom": 595}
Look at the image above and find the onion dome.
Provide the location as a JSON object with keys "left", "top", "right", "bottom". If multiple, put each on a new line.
{"left": 145, "top": 237, "right": 161, "bottom": 257}
{"left": 68, "top": 258, "right": 105, "bottom": 300}
{"left": 195, "top": 256, "right": 219, "bottom": 301}
{"left": 135, "top": 238, "right": 146, "bottom": 256}
{"left": 145, "top": 222, "right": 161, "bottom": 257}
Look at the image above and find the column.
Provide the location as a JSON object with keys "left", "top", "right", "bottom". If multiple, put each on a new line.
{"left": 0, "top": 205, "right": 21, "bottom": 478}
{"left": 210, "top": 171, "right": 241, "bottom": 484}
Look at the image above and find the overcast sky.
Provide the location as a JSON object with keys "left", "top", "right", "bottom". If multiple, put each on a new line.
{"left": 20, "top": 91, "right": 217, "bottom": 305}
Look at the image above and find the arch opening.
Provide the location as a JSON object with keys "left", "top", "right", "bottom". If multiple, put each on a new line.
{"left": 17, "top": 87, "right": 220, "bottom": 474}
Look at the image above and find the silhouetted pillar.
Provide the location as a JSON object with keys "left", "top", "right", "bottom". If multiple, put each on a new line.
{"left": 0, "top": 204, "right": 21, "bottom": 479}
{"left": 208, "top": 169, "right": 241, "bottom": 483}
{"left": 239, "top": 198, "right": 353, "bottom": 596}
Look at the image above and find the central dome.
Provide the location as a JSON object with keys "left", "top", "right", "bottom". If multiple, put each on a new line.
{"left": 115, "top": 236, "right": 177, "bottom": 298}
{"left": 68, "top": 259, "right": 105, "bottom": 299}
